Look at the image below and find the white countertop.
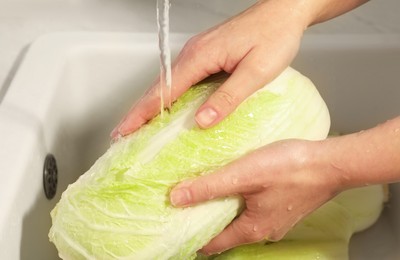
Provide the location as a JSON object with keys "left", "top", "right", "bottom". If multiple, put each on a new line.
{"left": 1, "top": 0, "right": 399, "bottom": 96}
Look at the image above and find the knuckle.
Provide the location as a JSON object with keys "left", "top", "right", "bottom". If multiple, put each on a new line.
{"left": 251, "top": 62, "right": 270, "bottom": 77}
{"left": 267, "top": 233, "right": 284, "bottom": 242}
{"left": 184, "top": 35, "right": 207, "bottom": 54}
{"left": 232, "top": 221, "right": 264, "bottom": 243}
{"left": 200, "top": 181, "right": 216, "bottom": 200}
{"left": 265, "top": 228, "right": 285, "bottom": 242}
{"left": 213, "top": 89, "right": 237, "bottom": 108}
{"left": 204, "top": 185, "right": 213, "bottom": 200}
{"left": 247, "top": 231, "right": 265, "bottom": 242}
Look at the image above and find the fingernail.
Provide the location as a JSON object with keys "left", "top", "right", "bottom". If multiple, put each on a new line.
{"left": 118, "top": 119, "right": 138, "bottom": 137}
{"left": 170, "top": 188, "right": 191, "bottom": 206}
{"left": 196, "top": 107, "right": 218, "bottom": 127}
{"left": 198, "top": 250, "right": 212, "bottom": 257}
{"left": 110, "top": 132, "right": 123, "bottom": 144}
{"left": 110, "top": 126, "right": 120, "bottom": 139}
{"left": 110, "top": 117, "right": 127, "bottom": 139}
{"left": 117, "top": 122, "right": 129, "bottom": 135}
{"left": 110, "top": 122, "right": 128, "bottom": 139}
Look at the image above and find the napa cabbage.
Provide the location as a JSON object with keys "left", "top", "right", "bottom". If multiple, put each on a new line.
{"left": 49, "top": 67, "right": 383, "bottom": 260}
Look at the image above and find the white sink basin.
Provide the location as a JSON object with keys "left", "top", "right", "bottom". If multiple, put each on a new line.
{"left": 0, "top": 32, "right": 399, "bottom": 259}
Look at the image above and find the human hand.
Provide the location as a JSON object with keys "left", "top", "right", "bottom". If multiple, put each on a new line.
{"left": 111, "top": 0, "right": 368, "bottom": 139}
{"left": 111, "top": 0, "right": 310, "bottom": 138}
{"left": 169, "top": 139, "right": 343, "bottom": 255}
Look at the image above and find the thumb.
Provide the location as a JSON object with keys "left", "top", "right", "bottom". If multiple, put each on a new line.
{"left": 169, "top": 176, "right": 230, "bottom": 207}
{"left": 169, "top": 155, "right": 260, "bottom": 207}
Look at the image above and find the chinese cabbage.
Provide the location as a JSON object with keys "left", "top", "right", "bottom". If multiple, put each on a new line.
{"left": 49, "top": 67, "right": 330, "bottom": 259}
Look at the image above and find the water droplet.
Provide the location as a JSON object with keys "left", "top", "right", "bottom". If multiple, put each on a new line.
{"left": 252, "top": 225, "right": 258, "bottom": 232}
{"left": 287, "top": 205, "right": 293, "bottom": 211}
{"left": 232, "top": 178, "right": 238, "bottom": 185}
{"left": 257, "top": 202, "right": 262, "bottom": 208}
{"left": 394, "top": 128, "right": 400, "bottom": 133}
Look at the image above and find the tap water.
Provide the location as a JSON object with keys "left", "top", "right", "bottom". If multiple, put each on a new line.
{"left": 157, "top": 0, "right": 172, "bottom": 116}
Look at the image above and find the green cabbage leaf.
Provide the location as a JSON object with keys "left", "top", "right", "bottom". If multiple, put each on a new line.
{"left": 49, "top": 67, "right": 333, "bottom": 259}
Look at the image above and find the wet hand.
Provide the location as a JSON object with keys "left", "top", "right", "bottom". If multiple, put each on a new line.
{"left": 111, "top": 0, "right": 310, "bottom": 138}
{"left": 169, "top": 140, "right": 342, "bottom": 255}
{"left": 111, "top": 0, "right": 368, "bottom": 139}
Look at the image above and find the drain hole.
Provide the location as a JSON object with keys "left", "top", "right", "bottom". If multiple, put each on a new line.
{"left": 43, "top": 154, "right": 58, "bottom": 200}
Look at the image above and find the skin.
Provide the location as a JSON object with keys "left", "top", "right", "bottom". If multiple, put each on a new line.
{"left": 111, "top": 0, "right": 400, "bottom": 255}
{"left": 110, "top": 0, "right": 368, "bottom": 135}
{"left": 170, "top": 116, "right": 400, "bottom": 254}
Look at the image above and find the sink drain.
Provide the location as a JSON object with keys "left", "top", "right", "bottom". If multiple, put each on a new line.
{"left": 43, "top": 154, "right": 58, "bottom": 200}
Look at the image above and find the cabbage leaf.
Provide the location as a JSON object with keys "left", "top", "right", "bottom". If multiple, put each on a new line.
{"left": 49, "top": 67, "right": 332, "bottom": 259}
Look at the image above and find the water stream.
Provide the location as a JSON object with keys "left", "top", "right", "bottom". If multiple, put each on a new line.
{"left": 157, "top": 0, "right": 172, "bottom": 115}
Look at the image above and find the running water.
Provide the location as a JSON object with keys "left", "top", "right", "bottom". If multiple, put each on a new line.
{"left": 157, "top": 0, "right": 172, "bottom": 115}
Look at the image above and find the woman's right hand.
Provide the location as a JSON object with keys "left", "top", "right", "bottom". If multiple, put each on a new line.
{"left": 111, "top": 0, "right": 368, "bottom": 139}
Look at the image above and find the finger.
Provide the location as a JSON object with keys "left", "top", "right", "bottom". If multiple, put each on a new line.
{"left": 201, "top": 210, "right": 265, "bottom": 255}
{"left": 170, "top": 150, "right": 264, "bottom": 207}
{"left": 110, "top": 84, "right": 161, "bottom": 139}
{"left": 111, "top": 36, "right": 222, "bottom": 139}
{"left": 194, "top": 47, "right": 285, "bottom": 129}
